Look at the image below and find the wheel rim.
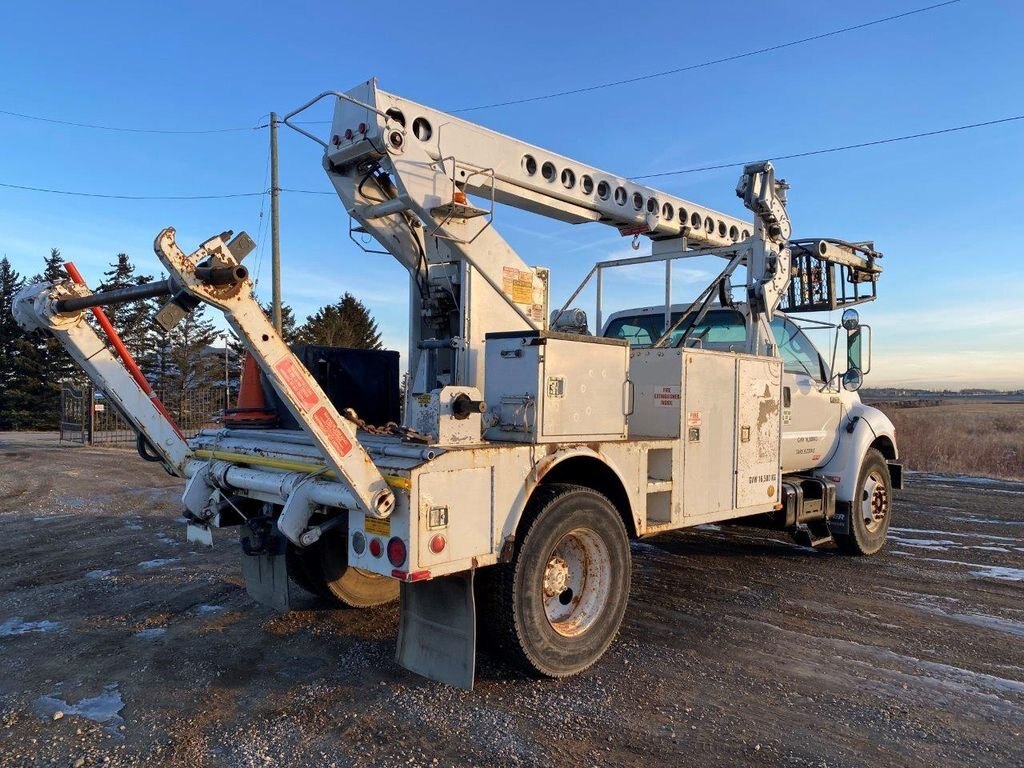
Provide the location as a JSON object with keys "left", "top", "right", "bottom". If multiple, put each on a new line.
{"left": 541, "top": 528, "right": 611, "bottom": 637}
{"left": 861, "top": 470, "right": 889, "bottom": 533}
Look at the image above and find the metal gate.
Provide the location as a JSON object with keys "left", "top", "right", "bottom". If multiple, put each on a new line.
{"left": 59, "top": 385, "right": 89, "bottom": 445}
{"left": 60, "top": 384, "right": 224, "bottom": 446}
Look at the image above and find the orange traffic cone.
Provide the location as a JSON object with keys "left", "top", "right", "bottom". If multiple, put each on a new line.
{"left": 223, "top": 353, "right": 279, "bottom": 428}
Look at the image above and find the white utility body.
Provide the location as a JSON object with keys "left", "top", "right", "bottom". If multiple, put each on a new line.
{"left": 14, "top": 79, "right": 901, "bottom": 689}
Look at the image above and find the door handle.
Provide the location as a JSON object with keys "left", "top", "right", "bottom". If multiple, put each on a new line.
{"left": 783, "top": 387, "right": 792, "bottom": 408}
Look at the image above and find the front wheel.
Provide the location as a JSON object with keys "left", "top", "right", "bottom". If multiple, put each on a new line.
{"left": 483, "top": 484, "right": 631, "bottom": 678}
{"left": 836, "top": 448, "right": 892, "bottom": 556}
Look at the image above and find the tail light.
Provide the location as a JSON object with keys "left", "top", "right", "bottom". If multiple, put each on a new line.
{"left": 387, "top": 537, "right": 407, "bottom": 567}
{"left": 368, "top": 537, "right": 383, "bottom": 558}
{"left": 351, "top": 531, "right": 366, "bottom": 555}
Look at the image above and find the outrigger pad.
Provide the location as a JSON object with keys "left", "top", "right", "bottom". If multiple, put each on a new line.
{"left": 240, "top": 527, "right": 291, "bottom": 612}
{"left": 396, "top": 572, "right": 476, "bottom": 690}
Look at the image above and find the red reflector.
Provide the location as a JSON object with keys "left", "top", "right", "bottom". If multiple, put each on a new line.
{"left": 344, "top": 128, "right": 354, "bottom": 140}
{"left": 429, "top": 534, "right": 446, "bottom": 554}
{"left": 357, "top": 122, "right": 367, "bottom": 134}
{"left": 392, "top": 569, "right": 432, "bottom": 582}
{"left": 387, "top": 537, "right": 407, "bottom": 567}
{"left": 368, "top": 537, "right": 383, "bottom": 558}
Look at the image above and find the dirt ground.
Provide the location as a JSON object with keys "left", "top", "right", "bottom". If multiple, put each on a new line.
{"left": 1, "top": 433, "right": 1022, "bottom": 768}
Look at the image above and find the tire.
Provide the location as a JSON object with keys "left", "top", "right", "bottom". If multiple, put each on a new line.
{"left": 285, "top": 527, "right": 398, "bottom": 608}
{"left": 317, "top": 527, "right": 399, "bottom": 608}
{"left": 836, "top": 448, "right": 892, "bottom": 556}
{"left": 482, "top": 484, "right": 631, "bottom": 678}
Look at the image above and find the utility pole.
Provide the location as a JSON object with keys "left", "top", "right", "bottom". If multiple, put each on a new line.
{"left": 224, "top": 335, "right": 230, "bottom": 411}
{"left": 270, "top": 112, "right": 282, "bottom": 334}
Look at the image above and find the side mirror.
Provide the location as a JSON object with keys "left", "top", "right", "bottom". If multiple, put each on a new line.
{"left": 847, "top": 325, "right": 863, "bottom": 372}
{"left": 842, "top": 368, "right": 864, "bottom": 392}
{"left": 841, "top": 308, "right": 860, "bottom": 330}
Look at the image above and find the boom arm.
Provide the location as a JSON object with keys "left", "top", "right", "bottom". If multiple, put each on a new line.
{"left": 284, "top": 81, "right": 794, "bottom": 394}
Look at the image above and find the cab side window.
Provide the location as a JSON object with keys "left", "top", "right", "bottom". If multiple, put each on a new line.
{"left": 771, "top": 318, "right": 826, "bottom": 381}
{"left": 669, "top": 309, "right": 747, "bottom": 350}
{"left": 608, "top": 322, "right": 654, "bottom": 346}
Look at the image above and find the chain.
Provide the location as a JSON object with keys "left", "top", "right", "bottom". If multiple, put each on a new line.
{"left": 340, "top": 408, "right": 431, "bottom": 444}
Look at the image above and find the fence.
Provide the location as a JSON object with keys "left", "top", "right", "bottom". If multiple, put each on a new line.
{"left": 60, "top": 384, "right": 226, "bottom": 447}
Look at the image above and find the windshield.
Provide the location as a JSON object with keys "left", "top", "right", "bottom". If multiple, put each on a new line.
{"left": 604, "top": 309, "right": 747, "bottom": 350}
{"left": 770, "top": 316, "right": 829, "bottom": 381}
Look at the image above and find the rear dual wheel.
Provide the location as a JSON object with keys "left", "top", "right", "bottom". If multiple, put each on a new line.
{"left": 286, "top": 526, "right": 398, "bottom": 608}
{"left": 481, "top": 484, "right": 631, "bottom": 678}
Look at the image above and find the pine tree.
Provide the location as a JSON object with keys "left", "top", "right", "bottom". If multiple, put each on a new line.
{"left": 28, "top": 249, "right": 78, "bottom": 427}
{"left": 152, "top": 303, "right": 222, "bottom": 428}
{"left": 96, "top": 253, "right": 155, "bottom": 365}
{"left": 297, "top": 293, "right": 383, "bottom": 349}
{"left": 0, "top": 258, "right": 32, "bottom": 429}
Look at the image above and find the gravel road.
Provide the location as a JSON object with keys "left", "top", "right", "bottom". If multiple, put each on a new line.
{"left": 1, "top": 433, "right": 1022, "bottom": 767}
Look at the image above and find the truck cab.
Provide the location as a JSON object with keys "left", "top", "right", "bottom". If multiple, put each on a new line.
{"left": 602, "top": 302, "right": 866, "bottom": 474}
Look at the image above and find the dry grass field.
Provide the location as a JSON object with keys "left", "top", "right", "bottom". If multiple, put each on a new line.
{"left": 878, "top": 401, "right": 1024, "bottom": 480}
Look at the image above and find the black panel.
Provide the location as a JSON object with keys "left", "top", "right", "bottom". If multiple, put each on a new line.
{"left": 263, "top": 346, "right": 401, "bottom": 430}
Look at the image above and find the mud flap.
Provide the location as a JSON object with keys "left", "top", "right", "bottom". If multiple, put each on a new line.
{"left": 828, "top": 501, "right": 851, "bottom": 535}
{"left": 239, "top": 526, "right": 291, "bottom": 612}
{"left": 186, "top": 522, "right": 214, "bottom": 548}
{"left": 396, "top": 571, "right": 475, "bottom": 689}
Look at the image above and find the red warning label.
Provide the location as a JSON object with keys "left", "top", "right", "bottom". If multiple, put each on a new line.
{"left": 654, "top": 386, "right": 681, "bottom": 407}
{"left": 275, "top": 357, "right": 319, "bottom": 410}
{"left": 312, "top": 406, "right": 352, "bottom": 457}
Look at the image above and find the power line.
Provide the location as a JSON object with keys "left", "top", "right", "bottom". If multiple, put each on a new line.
{"left": 451, "top": 0, "right": 963, "bottom": 113}
{"left": 2, "top": 109, "right": 1021, "bottom": 200}
{"left": 270, "top": 0, "right": 964, "bottom": 127}
{"left": 0, "top": 181, "right": 267, "bottom": 200}
{"left": 630, "top": 113, "right": 1024, "bottom": 179}
{"left": 0, "top": 108, "right": 264, "bottom": 135}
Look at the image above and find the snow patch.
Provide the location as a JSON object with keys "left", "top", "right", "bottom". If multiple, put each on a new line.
{"left": 911, "top": 603, "right": 1024, "bottom": 638}
{"left": 33, "top": 684, "right": 125, "bottom": 733}
{"left": 135, "top": 627, "right": 167, "bottom": 639}
{"left": 0, "top": 618, "right": 61, "bottom": 637}
{"left": 137, "top": 558, "right": 179, "bottom": 569}
{"left": 85, "top": 569, "right": 118, "bottom": 580}
{"left": 892, "top": 553, "right": 1024, "bottom": 582}
{"left": 973, "top": 565, "right": 1024, "bottom": 582}
{"left": 890, "top": 536, "right": 954, "bottom": 551}
{"left": 630, "top": 541, "right": 663, "bottom": 554}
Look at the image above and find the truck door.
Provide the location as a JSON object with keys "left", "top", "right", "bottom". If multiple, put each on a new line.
{"left": 771, "top": 317, "right": 842, "bottom": 473}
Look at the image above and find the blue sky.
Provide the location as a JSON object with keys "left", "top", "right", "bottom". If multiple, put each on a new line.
{"left": 1, "top": 0, "right": 1021, "bottom": 389}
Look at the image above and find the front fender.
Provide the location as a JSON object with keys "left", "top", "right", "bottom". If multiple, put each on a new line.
{"left": 816, "top": 403, "right": 898, "bottom": 503}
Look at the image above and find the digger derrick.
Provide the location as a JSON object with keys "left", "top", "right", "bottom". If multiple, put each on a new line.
{"left": 11, "top": 77, "right": 898, "bottom": 690}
